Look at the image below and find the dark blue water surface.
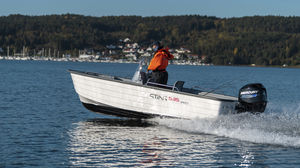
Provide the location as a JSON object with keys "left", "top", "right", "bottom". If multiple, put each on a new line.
{"left": 1, "top": 60, "right": 300, "bottom": 167}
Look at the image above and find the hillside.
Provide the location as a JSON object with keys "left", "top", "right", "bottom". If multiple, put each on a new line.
{"left": 1, "top": 14, "right": 300, "bottom": 65}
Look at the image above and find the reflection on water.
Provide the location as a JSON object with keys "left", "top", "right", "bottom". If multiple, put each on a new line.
{"left": 67, "top": 118, "right": 167, "bottom": 167}
{"left": 67, "top": 118, "right": 282, "bottom": 167}
{"left": 140, "top": 136, "right": 166, "bottom": 166}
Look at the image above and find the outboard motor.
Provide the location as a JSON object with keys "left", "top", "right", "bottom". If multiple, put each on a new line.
{"left": 236, "top": 83, "right": 267, "bottom": 113}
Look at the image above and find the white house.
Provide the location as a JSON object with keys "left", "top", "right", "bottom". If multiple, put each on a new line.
{"left": 106, "top": 44, "right": 116, "bottom": 49}
{"left": 123, "top": 48, "right": 136, "bottom": 53}
{"left": 124, "top": 38, "right": 131, "bottom": 43}
{"left": 137, "top": 48, "right": 145, "bottom": 54}
{"left": 125, "top": 53, "right": 137, "bottom": 61}
{"left": 79, "top": 54, "right": 94, "bottom": 60}
{"left": 173, "top": 53, "right": 181, "bottom": 59}
{"left": 175, "top": 48, "right": 191, "bottom": 54}
{"left": 132, "top": 43, "right": 139, "bottom": 48}
{"left": 146, "top": 47, "right": 153, "bottom": 52}
{"left": 141, "top": 52, "right": 152, "bottom": 57}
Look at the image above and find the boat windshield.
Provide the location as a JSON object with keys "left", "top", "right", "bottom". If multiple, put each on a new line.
{"left": 131, "top": 57, "right": 149, "bottom": 83}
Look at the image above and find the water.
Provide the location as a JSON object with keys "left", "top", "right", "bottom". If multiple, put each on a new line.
{"left": 1, "top": 60, "right": 300, "bottom": 167}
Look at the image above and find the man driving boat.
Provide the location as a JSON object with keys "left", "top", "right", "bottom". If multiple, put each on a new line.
{"left": 147, "top": 41, "right": 174, "bottom": 85}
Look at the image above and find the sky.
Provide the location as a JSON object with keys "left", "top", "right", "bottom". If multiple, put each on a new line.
{"left": 1, "top": 0, "right": 300, "bottom": 18}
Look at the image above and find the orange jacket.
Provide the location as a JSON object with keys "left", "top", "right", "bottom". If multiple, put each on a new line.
{"left": 148, "top": 48, "right": 174, "bottom": 71}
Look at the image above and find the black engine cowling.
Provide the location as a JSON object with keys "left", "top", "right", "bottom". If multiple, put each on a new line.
{"left": 236, "top": 83, "right": 267, "bottom": 113}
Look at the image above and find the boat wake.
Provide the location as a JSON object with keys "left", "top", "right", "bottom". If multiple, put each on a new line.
{"left": 154, "top": 104, "right": 300, "bottom": 147}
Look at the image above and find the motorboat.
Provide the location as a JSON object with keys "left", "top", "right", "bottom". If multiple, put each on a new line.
{"left": 69, "top": 62, "right": 267, "bottom": 119}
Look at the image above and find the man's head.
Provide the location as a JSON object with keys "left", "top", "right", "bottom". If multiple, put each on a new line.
{"left": 152, "top": 41, "right": 162, "bottom": 52}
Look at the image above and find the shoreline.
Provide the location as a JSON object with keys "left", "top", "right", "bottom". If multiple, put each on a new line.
{"left": 0, "top": 55, "right": 212, "bottom": 66}
{"left": 1, "top": 56, "right": 299, "bottom": 69}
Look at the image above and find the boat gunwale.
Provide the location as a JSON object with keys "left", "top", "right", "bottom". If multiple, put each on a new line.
{"left": 68, "top": 69, "right": 237, "bottom": 102}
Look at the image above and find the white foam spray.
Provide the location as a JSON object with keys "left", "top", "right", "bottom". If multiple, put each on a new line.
{"left": 154, "top": 104, "right": 300, "bottom": 147}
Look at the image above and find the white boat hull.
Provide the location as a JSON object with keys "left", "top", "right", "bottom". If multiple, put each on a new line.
{"left": 69, "top": 70, "right": 238, "bottom": 119}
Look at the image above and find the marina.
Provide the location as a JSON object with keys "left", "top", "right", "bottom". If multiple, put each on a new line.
{"left": 0, "top": 55, "right": 213, "bottom": 66}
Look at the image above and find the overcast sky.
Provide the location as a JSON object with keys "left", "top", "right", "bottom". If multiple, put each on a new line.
{"left": 1, "top": 0, "right": 300, "bottom": 18}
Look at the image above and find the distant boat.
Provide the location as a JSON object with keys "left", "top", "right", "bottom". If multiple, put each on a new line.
{"left": 69, "top": 65, "right": 267, "bottom": 119}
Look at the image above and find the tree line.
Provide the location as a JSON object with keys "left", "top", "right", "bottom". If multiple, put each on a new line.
{"left": 1, "top": 14, "right": 300, "bottom": 66}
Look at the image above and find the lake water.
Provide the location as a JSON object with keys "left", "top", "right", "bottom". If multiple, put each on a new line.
{"left": 1, "top": 60, "right": 300, "bottom": 167}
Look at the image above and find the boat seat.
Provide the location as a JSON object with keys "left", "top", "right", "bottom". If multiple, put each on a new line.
{"left": 146, "top": 81, "right": 173, "bottom": 90}
{"left": 146, "top": 80, "right": 185, "bottom": 92}
{"left": 173, "top": 81, "right": 185, "bottom": 91}
{"left": 140, "top": 72, "right": 147, "bottom": 84}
